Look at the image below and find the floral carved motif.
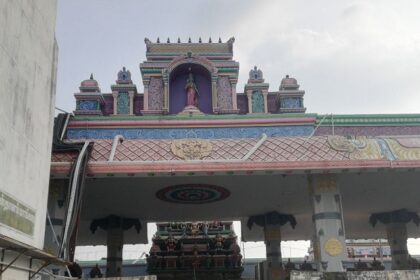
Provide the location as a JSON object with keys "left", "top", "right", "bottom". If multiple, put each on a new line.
{"left": 327, "top": 136, "right": 383, "bottom": 160}
{"left": 385, "top": 138, "right": 420, "bottom": 160}
{"left": 171, "top": 139, "right": 212, "bottom": 160}
{"left": 148, "top": 77, "right": 164, "bottom": 110}
{"left": 217, "top": 76, "right": 232, "bottom": 110}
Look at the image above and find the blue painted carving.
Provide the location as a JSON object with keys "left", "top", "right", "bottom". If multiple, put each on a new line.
{"left": 66, "top": 125, "right": 314, "bottom": 140}
{"left": 117, "top": 92, "right": 130, "bottom": 114}
{"left": 79, "top": 100, "right": 98, "bottom": 111}
{"left": 281, "top": 97, "right": 301, "bottom": 108}
{"left": 375, "top": 139, "right": 397, "bottom": 160}
{"left": 252, "top": 91, "right": 264, "bottom": 113}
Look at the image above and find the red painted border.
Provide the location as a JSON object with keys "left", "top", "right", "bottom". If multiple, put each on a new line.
{"left": 50, "top": 160, "right": 420, "bottom": 175}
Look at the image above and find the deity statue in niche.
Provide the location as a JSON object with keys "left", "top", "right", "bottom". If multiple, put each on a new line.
{"left": 185, "top": 69, "right": 199, "bottom": 107}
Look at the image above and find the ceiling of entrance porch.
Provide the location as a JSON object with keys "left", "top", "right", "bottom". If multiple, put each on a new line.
{"left": 76, "top": 170, "right": 420, "bottom": 245}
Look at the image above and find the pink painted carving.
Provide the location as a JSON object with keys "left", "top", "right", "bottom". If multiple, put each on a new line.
{"left": 148, "top": 77, "right": 164, "bottom": 110}
{"left": 217, "top": 76, "right": 232, "bottom": 110}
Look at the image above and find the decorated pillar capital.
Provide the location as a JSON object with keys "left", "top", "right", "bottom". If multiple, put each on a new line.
{"left": 369, "top": 209, "right": 419, "bottom": 270}
{"left": 369, "top": 209, "right": 420, "bottom": 227}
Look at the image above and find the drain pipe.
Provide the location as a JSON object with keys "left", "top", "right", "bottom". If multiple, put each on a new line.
{"left": 60, "top": 113, "right": 71, "bottom": 141}
{"left": 109, "top": 135, "right": 124, "bottom": 162}
{"left": 59, "top": 141, "right": 91, "bottom": 259}
{"left": 242, "top": 133, "right": 267, "bottom": 160}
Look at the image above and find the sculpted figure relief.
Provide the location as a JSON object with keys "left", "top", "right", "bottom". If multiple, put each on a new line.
{"left": 185, "top": 71, "right": 199, "bottom": 107}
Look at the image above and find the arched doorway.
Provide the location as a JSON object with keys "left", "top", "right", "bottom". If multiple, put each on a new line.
{"left": 169, "top": 63, "right": 212, "bottom": 114}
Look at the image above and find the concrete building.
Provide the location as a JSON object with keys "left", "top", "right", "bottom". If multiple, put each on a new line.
{"left": 0, "top": 0, "right": 59, "bottom": 278}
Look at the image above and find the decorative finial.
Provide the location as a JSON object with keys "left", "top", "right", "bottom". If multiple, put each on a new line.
{"left": 178, "top": 37, "right": 181, "bottom": 43}
{"left": 188, "top": 37, "right": 191, "bottom": 43}
{"left": 90, "top": 73, "right": 94, "bottom": 80}
{"left": 254, "top": 66, "right": 257, "bottom": 70}
{"left": 144, "top": 37, "right": 151, "bottom": 45}
{"left": 209, "top": 37, "right": 212, "bottom": 43}
{"left": 123, "top": 66, "right": 126, "bottom": 71}
{"left": 199, "top": 37, "right": 202, "bottom": 43}
{"left": 286, "top": 74, "right": 289, "bottom": 78}
{"left": 218, "top": 37, "right": 222, "bottom": 43}
{"left": 157, "top": 37, "right": 160, "bottom": 43}
{"left": 167, "top": 38, "right": 170, "bottom": 43}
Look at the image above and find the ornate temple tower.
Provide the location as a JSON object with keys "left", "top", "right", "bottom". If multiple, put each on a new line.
{"left": 140, "top": 37, "right": 240, "bottom": 115}
{"left": 277, "top": 75, "right": 306, "bottom": 113}
{"left": 111, "top": 67, "right": 138, "bottom": 115}
{"left": 74, "top": 74, "right": 104, "bottom": 115}
{"left": 244, "top": 66, "right": 270, "bottom": 114}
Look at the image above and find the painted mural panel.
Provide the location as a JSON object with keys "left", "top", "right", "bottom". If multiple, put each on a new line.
{"left": 217, "top": 76, "right": 233, "bottom": 110}
{"left": 148, "top": 77, "right": 164, "bottom": 110}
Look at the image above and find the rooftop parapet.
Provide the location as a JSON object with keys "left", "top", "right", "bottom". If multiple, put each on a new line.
{"left": 144, "top": 37, "right": 235, "bottom": 60}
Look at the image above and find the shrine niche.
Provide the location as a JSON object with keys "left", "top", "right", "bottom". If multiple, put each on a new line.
{"left": 169, "top": 63, "right": 212, "bottom": 115}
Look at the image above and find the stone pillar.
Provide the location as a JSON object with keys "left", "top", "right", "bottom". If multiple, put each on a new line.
{"left": 246, "top": 89, "right": 253, "bottom": 114}
{"left": 309, "top": 174, "right": 346, "bottom": 272}
{"left": 90, "top": 215, "right": 142, "bottom": 278}
{"left": 264, "top": 223, "right": 283, "bottom": 280}
{"left": 248, "top": 212, "right": 296, "bottom": 280}
{"left": 387, "top": 222, "right": 409, "bottom": 270}
{"left": 106, "top": 227, "right": 124, "bottom": 277}
{"left": 112, "top": 91, "right": 118, "bottom": 115}
{"left": 262, "top": 89, "right": 268, "bottom": 113}
{"left": 212, "top": 75, "right": 218, "bottom": 113}
{"left": 369, "top": 209, "right": 419, "bottom": 270}
{"left": 143, "top": 82, "right": 149, "bottom": 111}
{"left": 163, "top": 79, "right": 169, "bottom": 112}
{"left": 231, "top": 81, "right": 238, "bottom": 110}
{"left": 129, "top": 91, "right": 135, "bottom": 115}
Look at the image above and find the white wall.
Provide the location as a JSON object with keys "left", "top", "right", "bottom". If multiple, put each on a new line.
{"left": 0, "top": 0, "right": 57, "bottom": 249}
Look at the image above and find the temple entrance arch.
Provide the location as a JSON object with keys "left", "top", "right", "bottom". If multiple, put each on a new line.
{"left": 169, "top": 63, "right": 213, "bottom": 114}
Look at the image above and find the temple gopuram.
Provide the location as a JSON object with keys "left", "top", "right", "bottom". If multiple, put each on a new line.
{"left": 147, "top": 222, "right": 243, "bottom": 279}
{"left": 48, "top": 37, "right": 420, "bottom": 279}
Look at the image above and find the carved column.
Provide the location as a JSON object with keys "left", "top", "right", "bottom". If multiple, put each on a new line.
{"left": 247, "top": 212, "right": 296, "bottom": 280}
{"left": 231, "top": 80, "right": 238, "bottom": 110}
{"left": 143, "top": 80, "right": 149, "bottom": 111}
{"left": 309, "top": 174, "right": 346, "bottom": 272}
{"left": 128, "top": 91, "right": 135, "bottom": 115}
{"left": 387, "top": 223, "right": 409, "bottom": 270}
{"left": 262, "top": 89, "right": 269, "bottom": 113}
{"left": 112, "top": 91, "right": 118, "bottom": 115}
{"left": 107, "top": 226, "right": 123, "bottom": 277}
{"left": 90, "top": 215, "right": 142, "bottom": 278}
{"left": 369, "top": 209, "right": 420, "bottom": 270}
{"left": 264, "top": 223, "right": 282, "bottom": 280}
{"left": 246, "top": 90, "right": 253, "bottom": 114}
{"left": 212, "top": 75, "right": 218, "bottom": 113}
{"left": 163, "top": 79, "right": 169, "bottom": 112}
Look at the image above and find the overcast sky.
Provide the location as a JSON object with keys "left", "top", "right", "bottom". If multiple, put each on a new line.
{"left": 56, "top": 1, "right": 420, "bottom": 260}
{"left": 56, "top": 0, "right": 420, "bottom": 115}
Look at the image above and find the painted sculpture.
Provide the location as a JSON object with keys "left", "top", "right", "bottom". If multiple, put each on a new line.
{"left": 185, "top": 71, "right": 199, "bottom": 107}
